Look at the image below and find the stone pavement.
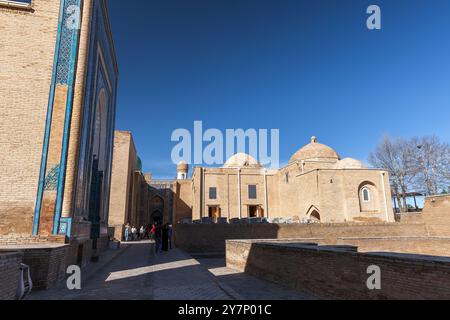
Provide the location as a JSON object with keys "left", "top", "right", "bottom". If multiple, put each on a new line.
{"left": 27, "top": 242, "right": 316, "bottom": 300}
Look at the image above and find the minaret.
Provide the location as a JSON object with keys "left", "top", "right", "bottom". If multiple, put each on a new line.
{"left": 177, "top": 161, "right": 189, "bottom": 180}
{"left": 144, "top": 173, "right": 152, "bottom": 184}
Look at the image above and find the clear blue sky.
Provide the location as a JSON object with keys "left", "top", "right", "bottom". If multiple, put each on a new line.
{"left": 108, "top": 0, "right": 450, "bottom": 179}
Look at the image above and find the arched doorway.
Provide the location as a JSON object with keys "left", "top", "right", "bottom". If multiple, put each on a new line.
{"left": 306, "top": 205, "right": 321, "bottom": 223}
{"left": 309, "top": 210, "right": 321, "bottom": 222}
{"left": 150, "top": 195, "right": 164, "bottom": 224}
{"left": 151, "top": 210, "right": 163, "bottom": 225}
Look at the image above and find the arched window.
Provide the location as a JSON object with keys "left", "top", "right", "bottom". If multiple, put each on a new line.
{"left": 358, "top": 182, "right": 379, "bottom": 213}
{"left": 362, "top": 187, "right": 370, "bottom": 202}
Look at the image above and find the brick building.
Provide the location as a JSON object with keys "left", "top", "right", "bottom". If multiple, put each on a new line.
{"left": 173, "top": 136, "right": 394, "bottom": 224}
{"left": 108, "top": 131, "right": 179, "bottom": 241}
{"left": 108, "top": 131, "right": 153, "bottom": 241}
{"left": 0, "top": 0, "right": 118, "bottom": 268}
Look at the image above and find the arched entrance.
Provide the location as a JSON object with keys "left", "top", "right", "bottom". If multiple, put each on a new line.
{"left": 306, "top": 205, "right": 321, "bottom": 223}
{"left": 150, "top": 195, "right": 164, "bottom": 224}
{"left": 151, "top": 210, "right": 163, "bottom": 225}
{"left": 309, "top": 210, "right": 321, "bottom": 222}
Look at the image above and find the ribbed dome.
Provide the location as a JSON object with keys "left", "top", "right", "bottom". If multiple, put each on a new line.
{"left": 334, "top": 158, "right": 365, "bottom": 169}
{"left": 289, "top": 136, "right": 340, "bottom": 163}
{"left": 224, "top": 153, "right": 262, "bottom": 168}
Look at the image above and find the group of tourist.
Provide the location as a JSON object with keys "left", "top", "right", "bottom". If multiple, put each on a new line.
{"left": 123, "top": 222, "right": 173, "bottom": 253}
{"left": 124, "top": 224, "right": 149, "bottom": 242}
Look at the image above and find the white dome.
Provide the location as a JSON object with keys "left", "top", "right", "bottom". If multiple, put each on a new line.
{"left": 334, "top": 158, "right": 365, "bottom": 169}
{"left": 223, "top": 153, "right": 262, "bottom": 168}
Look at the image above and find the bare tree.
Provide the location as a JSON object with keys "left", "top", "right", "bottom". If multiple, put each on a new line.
{"left": 369, "top": 136, "right": 416, "bottom": 212}
{"left": 408, "top": 136, "right": 450, "bottom": 196}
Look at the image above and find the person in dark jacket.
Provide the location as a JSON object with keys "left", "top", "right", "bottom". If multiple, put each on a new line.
{"left": 162, "top": 224, "right": 169, "bottom": 251}
{"left": 154, "top": 223, "right": 162, "bottom": 253}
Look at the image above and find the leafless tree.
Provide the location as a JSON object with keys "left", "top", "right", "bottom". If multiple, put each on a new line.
{"left": 369, "top": 135, "right": 450, "bottom": 212}
{"left": 369, "top": 136, "right": 416, "bottom": 212}
{"left": 408, "top": 136, "right": 450, "bottom": 196}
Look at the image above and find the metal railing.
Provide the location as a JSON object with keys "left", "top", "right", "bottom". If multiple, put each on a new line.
{"left": 16, "top": 263, "right": 33, "bottom": 300}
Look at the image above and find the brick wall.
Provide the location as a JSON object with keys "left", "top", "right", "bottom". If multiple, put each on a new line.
{"left": 21, "top": 245, "right": 68, "bottom": 290}
{"left": 0, "top": 252, "right": 23, "bottom": 300}
{"left": 398, "top": 195, "right": 450, "bottom": 237}
{"left": 336, "top": 236, "right": 450, "bottom": 257}
{"left": 0, "top": 244, "right": 69, "bottom": 290}
{"left": 0, "top": 0, "right": 61, "bottom": 235}
{"left": 226, "top": 240, "right": 450, "bottom": 300}
{"left": 0, "top": 235, "right": 66, "bottom": 246}
{"left": 174, "top": 222, "right": 429, "bottom": 253}
{"left": 421, "top": 195, "right": 450, "bottom": 236}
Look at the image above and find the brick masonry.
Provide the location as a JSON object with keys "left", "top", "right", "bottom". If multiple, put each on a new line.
{"left": 0, "top": 252, "right": 23, "bottom": 300}
{"left": 401, "top": 195, "right": 450, "bottom": 237}
{"left": 226, "top": 240, "right": 450, "bottom": 300}
{"left": 0, "top": 235, "right": 66, "bottom": 246}
{"left": 174, "top": 222, "right": 429, "bottom": 253}
{"left": 0, "top": 0, "right": 60, "bottom": 235}
{"left": 336, "top": 236, "right": 450, "bottom": 257}
{"left": 0, "top": 244, "right": 69, "bottom": 290}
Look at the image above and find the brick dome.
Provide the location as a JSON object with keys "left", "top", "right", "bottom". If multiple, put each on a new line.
{"left": 334, "top": 158, "right": 365, "bottom": 169}
{"left": 289, "top": 136, "right": 340, "bottom": 163}
{"left": 224, "top": 153, "right": 262, "bottom": 168}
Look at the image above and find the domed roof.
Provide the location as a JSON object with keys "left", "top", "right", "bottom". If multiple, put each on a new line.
{"left": 177, "top": 161, "right": 189, "bottom": 171}
{"left": 289, "top": 136, "right": 340, "bottom": 163}
{"left": 224, "top": 153, "right": 262, "bottom": 168}
{"left": 334, "top": 158, "right": 365, "bottom": 170}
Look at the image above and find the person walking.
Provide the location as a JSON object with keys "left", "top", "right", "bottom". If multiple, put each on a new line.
{"left": 150, "top": 223, "right": 156, "bottom": 241}
{"left": 154, "top": 223, "right": 162, "bottom": 253}
{"left": 131, "top": 226, "right": 137, "bottom": 241}
{"left": 162, "top": 224, "right": 169, "bottom": 252}
{"left": 124, "top": 223, "right": 130, "bottom": 242}
{"left": 139, "top": 226, "right": 145, "bottom": 240}
{"left": 168, "top": 224, "right": 173, "bottom": 249}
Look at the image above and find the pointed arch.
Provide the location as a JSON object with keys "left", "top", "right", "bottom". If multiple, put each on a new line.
{"left": 306, "top": 205, "right": 321, "bottom": 222}
{"left": 151, "top": 194, "right": 164, "bottom": 209}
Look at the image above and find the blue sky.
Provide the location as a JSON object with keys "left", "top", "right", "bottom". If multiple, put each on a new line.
{"left": 108, "top": 0, "right": 450, "bottom": 179}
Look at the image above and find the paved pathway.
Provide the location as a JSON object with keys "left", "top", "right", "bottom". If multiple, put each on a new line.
{"left": 28, "top": 242, "right": 315, "bottom": 300}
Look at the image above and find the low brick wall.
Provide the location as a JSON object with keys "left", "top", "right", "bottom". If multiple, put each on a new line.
{"left": 0, "top": 244, "right": 69, "bottom": 290}
{"left": 337, "top": 237, "right": 450, "bottom": 257}
{"left": 421, "top": 195, "right": 450, "bottom": 236}
{"left": 174, "top": 222, "right": 429, "bottom": 253}
{"left": 398, "top": 195, "right": 450, "bottom": 237}
{"left": 66, "top": 235, "right": 110, "bottom": 267}
{"left": 226, "top": 240, "right": 450, "bottom": 300}
{"left": 0, "top": 235, "right": 66, "bottom": 246}
{"left": 0, "top": 252, "right": 23, "bottom": 300}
